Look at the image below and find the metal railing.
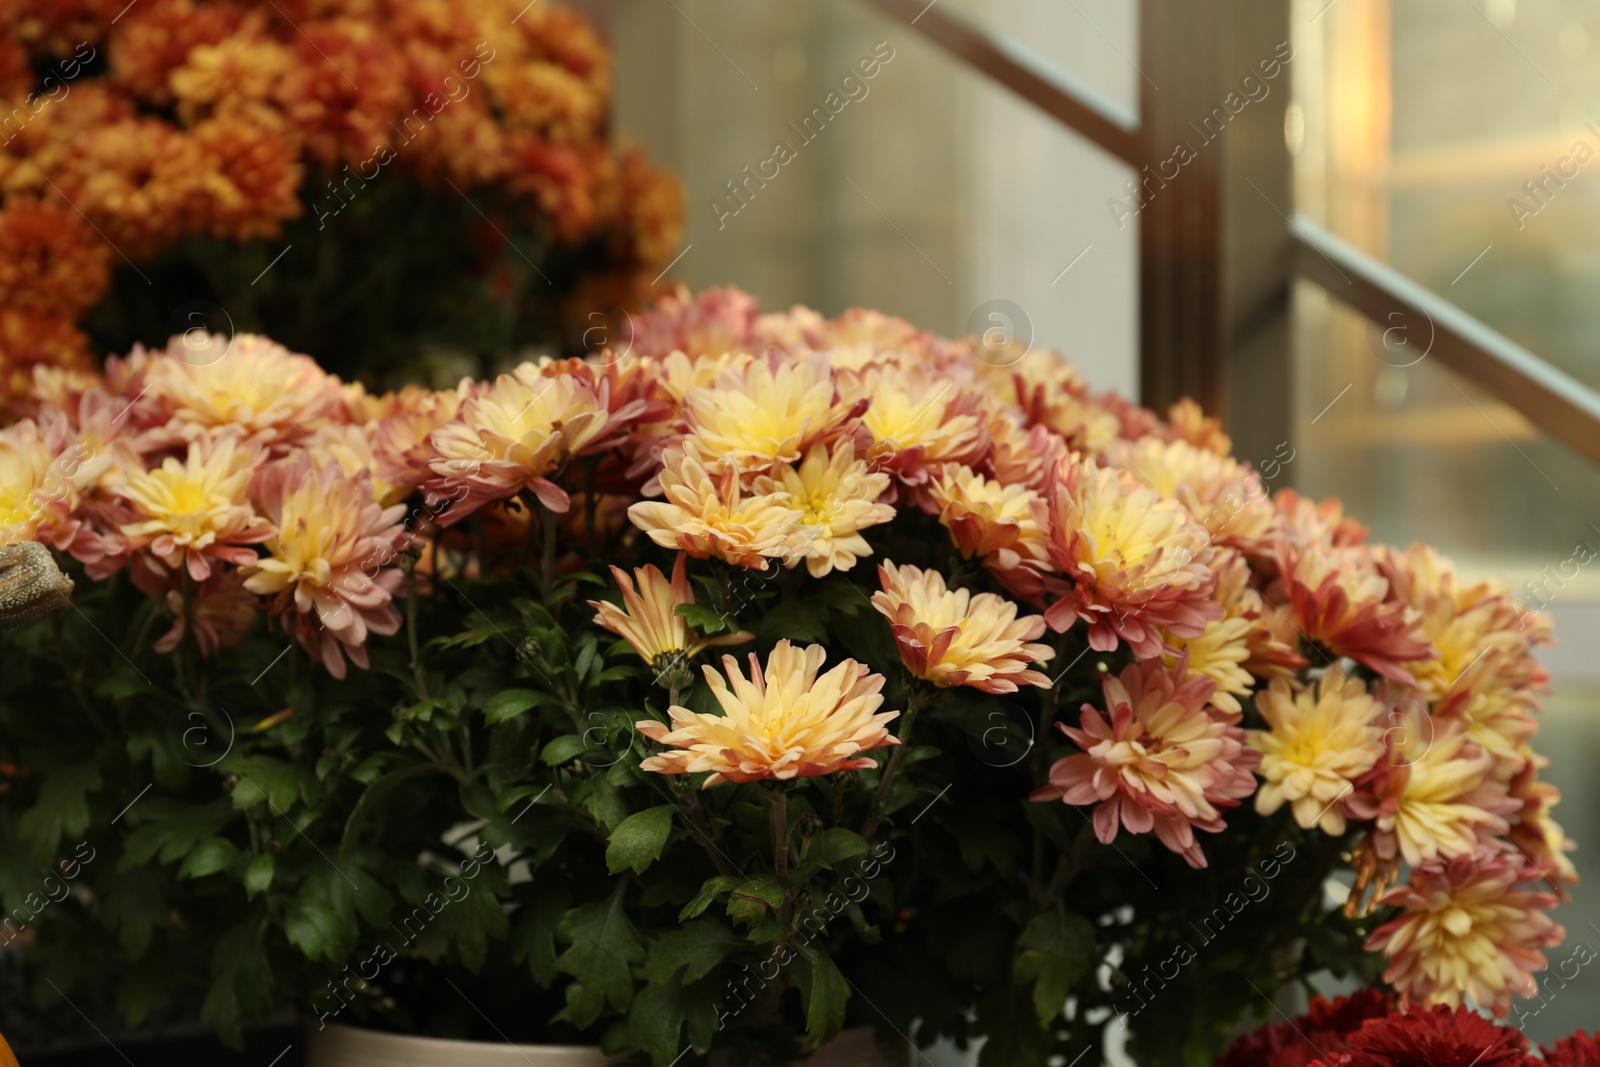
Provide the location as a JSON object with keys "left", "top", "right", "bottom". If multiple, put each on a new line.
{"left": 860, "top": 0, "right": 1600, "bottom": 465}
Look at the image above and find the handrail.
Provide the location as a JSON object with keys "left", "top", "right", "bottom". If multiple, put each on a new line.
{"left": 1293, "top": 217, "right": 1600, "bottom": 465}
{"left": 864, "top": 0, "right": 1600, "bottom": 464}
{"left": 858, "top": 0, "right": 1142, "bottom": 166}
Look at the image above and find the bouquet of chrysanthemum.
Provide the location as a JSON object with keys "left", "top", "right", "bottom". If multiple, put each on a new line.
{"left": 0, "top": 286, "right": 1576, "bottom": 1066}
{"left": 0, "top": 0, "right": 681, "bottom": 416}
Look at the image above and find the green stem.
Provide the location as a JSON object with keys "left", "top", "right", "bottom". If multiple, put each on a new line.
{"left": 771, "top": 785, "right": 792, "bottom": 925}
{"left": 405, "top": 555, "right": 428, "bottom": 700}
{"left": 540, "top": 501, "right": 558, "bottom": 605}
{"left": 874, "top": 688, "right": 925, "bottom": 810}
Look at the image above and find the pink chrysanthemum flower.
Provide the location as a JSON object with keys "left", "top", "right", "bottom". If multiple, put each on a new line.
{"left": 1039, "top": 455, "right": 1221, "bottom": 658}
{"left": 927, "top": 463, "right": 1054, "bottom": 600}
{"left": 131, "top": 566, "right": 257, "bottom": 658}
{"left": 627, "top": 446, "right": 812, "bottom": 570}
{"left": 636, "top": 640, "right": 899, "bottom": 787}
{"left": 117, "top": 435, "right": 274, "bottom": 581}
{"left": 1277, "top": 543, "right": 1436, "bottom": 684}
{"left": 871, "top": 561, "right": 1054, "bottom": 694}
{"left": 1031, "top": 660, "right": 1257, "bottom": 869}
{"left": 1366, "top": 852, "right": 1564, "bottom": 1017}
{"left": 426, "top": 367, "right": 631, "bottom": 520}
{"left": 631, "top": 284, "right": 761, "bottom": 358}
{"left": 136, "top": 333, "right": 343, "bottom": 454}
{"left": 241, "top": 456, "right": 409, "bottom": 679}
{"left": 1505, "top": 749, "right": 1580, "bottom": 894}
{"left": 841, "top": 364, "right": 985, "bottom": 488}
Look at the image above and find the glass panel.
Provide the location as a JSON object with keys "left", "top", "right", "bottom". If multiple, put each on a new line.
{"left": 1292, "top": 0, "right": 1600, "bottom": 391}
{"left": 611, "top": 0, "right": 1138, "bottom": 394}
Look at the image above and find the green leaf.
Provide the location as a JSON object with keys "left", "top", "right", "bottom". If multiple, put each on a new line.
{"left": 285, "top": 895, "right": 355, "bottom": 963}
{"left": 228, "top": 756, "right": 314, "bottom": 814}
{"left": 628, "top": 977, "right": 719, "bottom": 1066}
{"left": 1013, "top": 909, "right": 1095, "bottom": 1025}
{"left": 540, "top": 734, "right": 589, "bottom": 766}
{"left": 605, "top": 805, "right": 675, "bottom": 875}
{"left": 244, "top": 854, "right": 275, "bottom": 899}
{"left": 17, "top": 763, "right": 101, "bottom": 862}
{"left": 679, "top": 875, "right": 742, "bottom": 922}
{"left": 675, "top": 602, "right": 734, "bottom": 635}
{"left": 795, "top": 945, "right": 850, "bottom": 1048}
{"left": 178, "top": 838, "right": 240, "bottom": 880}
{"left": 554, "top": 894, "right": 645, "bottom": 1028}
{"left": 119, "top": 800, "right": 234, "bottom": 870}
{"left": 645, "top": 918, "right": 744, "bottom": 985}
{"left": 807, "top": 827, "right": 869, "bottom": 870}
{"left": 726, "top": 878, "right": 785, "bottom": 928}
{"left": 485, "top": 688, "right": 543, "bottom": 725}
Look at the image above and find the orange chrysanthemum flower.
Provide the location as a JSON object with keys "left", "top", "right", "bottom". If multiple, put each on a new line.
{"left": 635, "top": 640, "right": 899, "bottom": 787}
{"left": 927, "top": 463, "right": 1053, "bottom": 600}
{"left": 1277, "top": 543, "right": 1436, "bottom": 685}
{"left": 871, "top": 561, "right": 1054, "bottom": 694}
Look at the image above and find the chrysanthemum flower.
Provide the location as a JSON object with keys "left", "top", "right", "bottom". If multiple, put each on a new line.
{"left": 871, "top": 561, "right": 1054, "bottom": 694}
{"left": 0, "top": 415, "right": 107, "bottom": 554}
{"left": 979, "top": 407, "right": 1066, "bottom": 494}
{"left": 751, "top": 440, "right": 892, "bottom": 577}
{"left": 1345, "top": 1004, "right": 1532, "bottom": 1067}
{"left": 1214, "top": 988, "right": 1395, "bottom": 1067}
{"left": 138, "top": 334, "right": 342, "bottom": 453}
{"left": 1543, "top": 1030, "right": 1600, "bottom": 1067}
{"left": 1039, "top": 455, "right": 1221, "bottom": 658}
{"left": 680, "top": 356, "right": 862, "bottom": 476}
{"left": 842, "top": 365, "right": 984, "bottom": 487}
{"left": 628, "top": 446, "right": 812, "bottom": 570}
{"left": 310, "top": 423, "right": 400, "bottom": 506}
{"left": 927, "top": 463, "right": 1053, "bottom": 599}
{"left": 1159, "top": 551, "right": 1270, "bottom": 715}
{"left": 1165, "top": 398, "right": 1231, "bottom": 456}
{"left": 630, "top": 284, "right": 760, "bottom": 358}
{"left": 1506, "top": 750, "right": 1579, "bottom": 893}
{"left": 1010, "top": 357, "right": 1123, "bottom": 456}
{"left": 132, "top": 566, "right": 257, "bottom": 658}
{"left": 241, "top": 456, "right": 410, "bottom": 678}
{"left": 635, "top": 640, "right": 899, "bottom": 786}
{"left": 1349, "top": 709, "right": 1508, "bottom": 869}
{"left": 426, "top": 368, "right": 626, "bottom": 521}
{"left": 1031, "top": 660, "right": 1257, "bottom": 869}
{"left": 589, "top": 553, "right": 752, "bottom": 685}
{"left": 1366, "top": 852, "right": 1564, "bottom": 1017}
{"left": 1249, "top": 670, "right": 1383, "bottom": 835}
{"left": 1110, "top": 437, "right": 1279, "bottom": 554}
{"left": 1278, "top": 543, "right": 1435, "bottom": 684}
{"left": 117, "top": 435, "right": 273, "bottom": 581}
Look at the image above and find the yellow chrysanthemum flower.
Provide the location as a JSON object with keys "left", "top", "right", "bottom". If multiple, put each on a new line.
{"left": 842, "top": 365, "right": 984, "bottom": 483}
{"left": 311, "top": 423, "right": 404, "bottom": 507}
{"left": 1248, "top": 671, "right": 1382, "bottom": 835}
{"left": 118, "top": 435, "right": 273, "bottom": 580}
{"left": 628, "top": 446, "right": 812, "bottom": 570}
{"left": 871, "top": 561, "right": 1054, "bottom": 694}
{"left": 636, "top": 640, "right": 900, "bottom": 786}
{"left": 681, "top": 357, "right": 856, "bottom": 475}
{"left": 752, "top": 440, "right": 893, "bottom": 577}
{"left": 588, "top": 553, "right": 752, "bottom": 687}
{"left": 1359, "top": 710, "right": 1506, "bottom": 869}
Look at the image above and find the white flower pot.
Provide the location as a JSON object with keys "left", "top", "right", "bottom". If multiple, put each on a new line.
{"left": 306, "top": 1022, "right": 909, "bottom": 1066}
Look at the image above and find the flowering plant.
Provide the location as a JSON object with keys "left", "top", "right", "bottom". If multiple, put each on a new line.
{"left": 0, "top": 0, "right": 681, "bottom": 415}
{"left": 0, "top": 286, "right": 1576, "bottom": 1066}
